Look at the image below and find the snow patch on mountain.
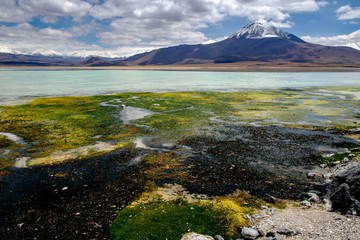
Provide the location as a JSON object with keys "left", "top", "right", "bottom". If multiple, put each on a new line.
{"left": 232, "top": 19, "right": 292, "bottom": 40}
{"left": 344, "top": 42, "right": 360, "bottom": 51}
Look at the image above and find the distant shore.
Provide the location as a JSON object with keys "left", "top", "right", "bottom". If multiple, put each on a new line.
{"left": 1, "top": 62, "right": 360, "bottom": 72}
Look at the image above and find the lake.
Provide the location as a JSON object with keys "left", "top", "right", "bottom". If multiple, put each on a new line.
{"left": 1, "top": 69, "right": 360, "bottom": 104}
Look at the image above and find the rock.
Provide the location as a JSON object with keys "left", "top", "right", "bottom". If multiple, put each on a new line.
{"left": 348, "top": 154, "right": 355, "bottom": 158}
{"left": 333, "top": 161, "right": 341, "bottom": 165}
{"left": 257, "top": 228, "right": 266, "bottom": 237}
{"left": 265, "top": 194, "right": 277, "bottom": 203}
{"left": 308, "top": 190, "right": 324, "bottom": 197}
{"left": 320, "top": 164, "right": 328, "bottom": 168}
{"left": 326, "top": 160, "right": 360, "bottom": 215}
{"left": 241, "top": 227, "right": 259, "bottom": 240}
{"left": 266, "top": 229, "right": 276, "bottom": 237}
{"left": 324, "top": 198, "right": 332, "bottom": 211}
{"left": 343, "top": 157, "right": 350, "bottom": 163}
{"left": 309, "top": 194, "right": 321, "bottom": 203}
{"left": 307, "top": 172, "right": 317, "bottom": 179}
{"left": 330, "top": 183, "right": 351, "bottom": 214}
{"left": 214, "top": 235, "right": 224, "bottom": 240}
{"left": 181, "top": 233, "right": 214, "bottom": 240}
{"left": 300, "top": 200, "right": 311, "bottom": 207}
{"left": 350, "top": 128, "right": 360, "bottom": 133}
{"left": 261, "top": 205, "right": 268, "bottom": 209}
{"left": 276, "top": 227, "right": 294, "bottom": 236}
{"left": 299, "top": 192, "right": 321, "bottom": 203}
{"left": 323, "top": 173, "right": 333, "bottom": 179}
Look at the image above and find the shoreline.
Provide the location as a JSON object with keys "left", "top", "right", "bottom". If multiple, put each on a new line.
{"left": 1, "top": 62, "right": 360, "bottom": 72}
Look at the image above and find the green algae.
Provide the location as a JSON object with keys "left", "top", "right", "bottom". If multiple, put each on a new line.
{"left": 0, "top": 88, "right": 359, "bottom": 168}
{"left": 0, "top": 135, "right": 12, "bottom": 148}
{"left": 110, "top": 195, "right": 255, "bottom": 240}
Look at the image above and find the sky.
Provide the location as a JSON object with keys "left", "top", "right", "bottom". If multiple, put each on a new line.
{"left": 0, "top": 0, "right": 359, "bottom": 58}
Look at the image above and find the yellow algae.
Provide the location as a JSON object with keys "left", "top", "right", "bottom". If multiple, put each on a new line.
{"left": 303, "top": 100, "right": 331, "bottom": 105}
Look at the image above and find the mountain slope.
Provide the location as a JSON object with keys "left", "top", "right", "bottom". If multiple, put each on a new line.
{"left": 125, "top": 19, "right": 360, "bottom": 65}
{"left": 72, "top": 57, "right": 113, "bottom": 66}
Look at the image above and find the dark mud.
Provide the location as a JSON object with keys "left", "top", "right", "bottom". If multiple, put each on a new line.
{"left": 0, "top": 125, "right": 358, "bottom": 239}
{"left": 0, "top": 150, "right": 147, "bottom": 240}
{"left": 180, "top": 125, "right": 358, "bottom": 198}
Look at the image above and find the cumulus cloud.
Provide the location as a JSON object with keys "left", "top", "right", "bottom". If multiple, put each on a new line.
{"left": 302, "top": 30, "right": 360, "bottom": 46}
{"left": 0, "top": 23, "right": 101, "bottom": 55}
{"left": 91, "top": 0, "right": 328, "bottom": 47}
{"left": 0, "top": 0, "right": 91, "bottom": 23}
{"left": 18, "top": 0, "right": 91, "bottom": 17}
{"left": 336, "top": 5, "right": 360, "bottom": 20}
{"left": 0, "top": 0, "right": 331, "bottom": 56}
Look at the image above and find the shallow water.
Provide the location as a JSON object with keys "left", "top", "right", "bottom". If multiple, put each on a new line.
{"left": 0, "top": 132, "right": 26, "bottom": 144}
{"left": 1, "top": 69, "right": 360, "bottom": 104}
{"left": 120, "top": 106, "right": 155, "bottom": 124}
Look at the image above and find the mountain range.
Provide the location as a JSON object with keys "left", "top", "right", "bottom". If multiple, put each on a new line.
{"left": 1, "top": 19, "right": 360, "bottom": 66}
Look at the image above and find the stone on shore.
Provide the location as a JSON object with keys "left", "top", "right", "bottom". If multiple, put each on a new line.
{"left": 214, "top": 235, "right": 225, "bottom": 240}
{"left": 241, "top": 227, "right": 259, "bottom": 240}
{"left": 326, "top": 160, "right": 360, "bottom": 215}
{"left": 181, "top": 232, "right": 214, "bottom": 240}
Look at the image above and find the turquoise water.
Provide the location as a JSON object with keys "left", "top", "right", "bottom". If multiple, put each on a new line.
{"left": 0, "top": 69, "right": 359, "bottom": 104}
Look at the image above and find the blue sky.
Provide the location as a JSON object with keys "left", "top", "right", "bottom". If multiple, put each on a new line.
{"left": 0, "top": 0, "right": 359, "bottom": 57}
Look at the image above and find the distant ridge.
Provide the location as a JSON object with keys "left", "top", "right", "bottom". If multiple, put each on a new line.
{"left": 73, "top": 57, "right": 112, "bottom": 67}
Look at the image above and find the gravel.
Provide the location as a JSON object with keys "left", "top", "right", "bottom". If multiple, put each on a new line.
{"left": 251, "top": 204, "right": 360, "bottom": 240}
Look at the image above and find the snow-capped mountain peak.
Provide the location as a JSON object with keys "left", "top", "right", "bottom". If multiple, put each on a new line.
{"left": 232, "top": 19, "right": 292, "bottom": 40}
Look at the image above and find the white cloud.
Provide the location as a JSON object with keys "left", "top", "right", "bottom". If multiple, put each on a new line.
{"left": 0, "top": 0, "right": 91, "bottom": 23}
{"left": 0, "top": 0, "right": 331, "bottom": 57}
{"left": 270, "top": 20, "right": 294, "bottom": 28}
{"left": 91, "top": 0, "right": 328, "bottom": 47}
{"left": 302, "top": 30, "right": 360, "bottom": 46}
{"left": 18, "top": 0, "right": 91, "bottom": 17}
{"left": 40, "top": 16, "right": 59, "bottom": 23}
{"left": 336, "top": 5, "right": 360, "bottom": 20}
{"left": 0, "top": 23, "right": 102, "bottom": 55}
{"left": 0, "top": 0, "right": 34, "bottom": 22}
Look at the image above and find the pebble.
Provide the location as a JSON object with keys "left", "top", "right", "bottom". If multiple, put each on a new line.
{"left": 265, "top": 194, "right": 277, "bottom": 204}
{"left": 250, "top": 204, "right": 360, "bottom": 240}
{"left": 62, "top": 187, "right": 68, "bottom": 191}
{"left": 308, "top": 194, "right": 321, "bottom": 204}
{"left": 342, "top": 157, "right": 349, "bottom": 163}
{"left": 300, "top": 200, "right": 311, "bottom": 207}
{"left": 181, "top": 233, "right": 214, "bottom": 240}
{"left": 214, "top": 235, "right": 224, "bottom": 240}
{"left": 257, "top": 228, "right": 266, "bottom": 237}
{"left": 307, "top": 172, "right": 317, "bottom": 179}
{"left": 276, "top": 227, "right": 295, "bottom": 236}
{"left": 241, "top": 227, "right": 259, "bottom": 240}
{"left": 323, "top": 173, "right": 333, "bottom": 179}
{"left": 266, "top": 229, "right": 276, "bottom": 237}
